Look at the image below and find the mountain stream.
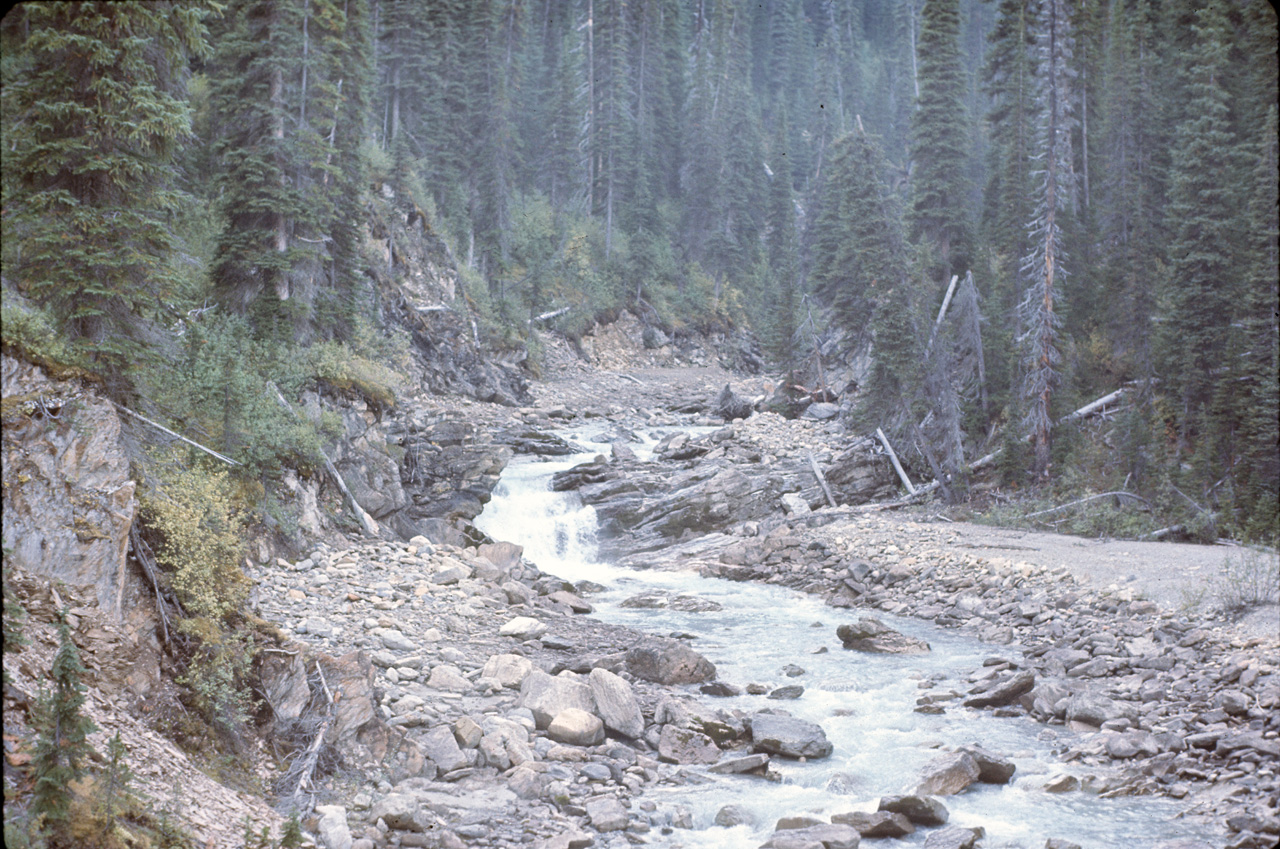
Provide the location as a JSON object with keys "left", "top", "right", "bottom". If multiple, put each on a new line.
{"left": 476, "top": 428, "right": 1216, "bottom": 848}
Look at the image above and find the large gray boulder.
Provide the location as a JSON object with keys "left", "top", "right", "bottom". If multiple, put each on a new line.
{"left": 837, "top": 618, "right": 930, "bottom": 654}
{"left": 964, "top": 670, "right": 1035, "bottom": 708}
{"left": 547, "top": 708, "right": 605, "bottom": 747}
{"left": 877, "top": 795, "right": 948, "bottom": 826}
{"left": 914, "top": 752, "right": 981, "bottom": 796}
{"left": 749, "top": 712, "right": 833, "bottom": 759}
{"left": 625, "top": 639, "right": 716, "bottom": 684}
{"left": 420, "top": 725, "right": 469, "bottom": 772}
{"left": 657, "top": 725, "right": 721, "bottom": 764}
{"left": 518, "top": 670, "right": 596, "bottom": 728}
{"left": 588, "top": 667, "right": 644, "bottom": 738}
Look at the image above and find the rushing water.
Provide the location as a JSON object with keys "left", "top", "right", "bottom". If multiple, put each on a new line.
{"left": 475, "top": 428, "right": 1219, "bottom": 849}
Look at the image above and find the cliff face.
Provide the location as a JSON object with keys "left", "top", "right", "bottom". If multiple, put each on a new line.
{"left": 1, "top": 354, "right": 162, "bottom": 697}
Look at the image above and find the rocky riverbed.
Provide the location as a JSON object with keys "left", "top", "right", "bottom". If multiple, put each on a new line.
{"left": 4, "top": 337, "right": 1275, "bottom": 849}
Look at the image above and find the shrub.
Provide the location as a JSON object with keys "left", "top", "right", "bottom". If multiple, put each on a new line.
{"left": 30, "top": 612, "right": 97, "bottom": 839}
{"left": 143, "top": 464, "right": 249, "bottom": 624}
{"left": 308, "top": 341, "right": 401, "bottom": 411}
{"left": 1214, "top": 546, "right": 1280, "bottom": 614}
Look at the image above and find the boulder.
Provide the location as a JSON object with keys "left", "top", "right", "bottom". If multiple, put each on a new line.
{"left": 963, "top": 670, "right": 1035, "bottom": 708}
{"left": 519, "top": 670, "right": 596, "bottom": 728}
{"left": 715, "top": 804, "right": 756, "bottom": 827}
{"left": 749, "top": 712, "right": 833, "bottom": 759}
{"left": 588, "top": 667, "right": 644, "bottom": 738}
{"left": 830, "top": 811, "right": 914, "bottom": 838}
{"left": 657, "top": 725, "right": 721, "bottom": 764}
{"left": 585, "top": 796, "right": 629, "bottom": 832}
{"left": 425, "top": 664, "right": 472, "bottom": 692}
{"left": 420, "top": 725, "right": 469, "bottom": 772}
{"left": 481, "top": 653, "right": 534, "bottom": 689}
{"left": 316, "top": 805, "right": 352, "bottom": 849}
{"left": 547, "top": 708, "right": 605, "bottom": 747}
{"left": 877, "top": 795, "right": 949, "bottom": 826}
{"left": 915, "top": 752, "right": 980, "bottom": 796}
{"left": 625, "top": 639, "right": 716, "bottom": 684}
{"left": 957, "top": 745, "right": 1016, "bottom": 784}
{"left": 370, "top": 794, "right": 433, "bottom": 832}
{"left": 764, "top": 824, "right": 860, "bottom": 849}
{"left": 476, "top": 541, "right": 523, "bottom": 573}
{"left": 837, "top": 618, "right": 930, "bottom": 654}
{"left": 922, "top": 826, "right": 983, "bottom": 849}
{"left": 707, "top": 753, "right": 770, "bottom": 775}
{"left": 500, "top": 616, "right": 548, "bottom": 640}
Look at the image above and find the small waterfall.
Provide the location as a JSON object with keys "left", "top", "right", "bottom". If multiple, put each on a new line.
{"left": 476, "top": 441, "right": 1218, "bottom": 849}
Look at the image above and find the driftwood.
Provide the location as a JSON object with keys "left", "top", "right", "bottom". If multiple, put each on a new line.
{"left": 286, "top": 661, "right": 335, "bottom": 812}
{"left": 268, "top": 384, "right": 380, "bottom": 539}
{"left": 924, "top": 274, "right": 960, "bottom": 360}
{"left": 111, "top": 402, "right": 241, "bottom": 466}
{"left": 1022, "top": 491, "right": 1150, "bottom": 520}
{"left": 129, "top": 521, "right": 185, "bottom": 647}
{"left": 807, "top": 451, "right": 837, "bottom": 508}
{"left": 876, "top": 428, "right": 916, "bottom": 495}
{"left": 530, "top": 306, "right": 571, "bottom": 323}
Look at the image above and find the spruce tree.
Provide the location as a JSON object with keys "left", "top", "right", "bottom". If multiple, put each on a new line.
{"left": 30, "top": 611, "right": 97, "bottom": 834}
{"left": 810, "top": 128, "right": 920, "bottom": 435}
{"left": 4, "top": 2, "right": 212, "bottom": 367}
{"left": 1018, "top": 0, "right": 1076, "bottom": 477}
{"left": 1158, "top": 1, "right": 1235, "bottom": 451}
{"left": 908, "top": 0, "right": 973, "bottom": 284}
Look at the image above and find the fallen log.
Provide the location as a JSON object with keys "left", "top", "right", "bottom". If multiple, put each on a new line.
{"left": 807, "top": 451, "right": 838, "bottom": 509}
{"left": 268, "top": 383, "right": 380, "bottom": 539}
{"left": 876, "top": 428, "right": 916, "bottom": 495}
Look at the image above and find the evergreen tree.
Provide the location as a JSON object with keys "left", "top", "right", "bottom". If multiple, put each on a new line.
{"left": 1157, "top": 1, "right": 1235, "bottom": 451}
{"left": 763, "top": 113, "right": 801, "bottom": 370}
{"left": 1095, "top": 0, "right": 1165, "bottom": 375}
{"left": 4, "top": 2, "right": 212, "bottom": 367}
{"left": 811, "top": 127, "right": 920, "bottom": 435}
{"left": 209, "top": 0, "right": 371, "bottom": 339}
{"left": 30, "top": 611, "right": 97, "bottom": 834}
{"left": 908, "top": 0, "right": 974, "bottom": 284}
{"left": 1018, "top": 0, "right": 1075, "bottom": 476}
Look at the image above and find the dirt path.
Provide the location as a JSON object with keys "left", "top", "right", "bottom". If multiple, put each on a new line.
{"left": 530, "top": 346, "right": 1279, "bottom": 640}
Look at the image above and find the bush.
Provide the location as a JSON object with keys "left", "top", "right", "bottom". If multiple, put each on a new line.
{"left": 143, "top": 464, "right": 249, "bottom": 624}
{"left": 30, "top": 612, "right": 97, "bottom": 842}
{"left": 308, "top": 341, "right": 401, "bottom": 411}
{"left": 1214, "top": 546, "right": 1280, "bottom": 614}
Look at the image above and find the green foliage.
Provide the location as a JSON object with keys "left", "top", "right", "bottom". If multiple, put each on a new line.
{"left": 30, "top": 611, "right": 97, "bottom": 834}
{"left": 176, "top": 624, "right": 256, "bottom": 742}
{"left": 160, "top": 313, "right": 323, "bottom": 473}
{"left": 2, "top": 2, "right": 213, "bottom": 367}
{"left": 97, "top": 733, "right": 133, "bottom": 835}
{"left": 0, "top": 294, "right": 87, "bottom": 378}
{"left": 307, "top": 341, "right": 401, "bottom": 411}
{"left": 143, "top": 463, "right": 249, "bottom": 624}
{"left": 909, "top": 0, "right": 974, "bottom": 282}
{"left": 1213, "top": 546, "right": 1280, "bottom": 615}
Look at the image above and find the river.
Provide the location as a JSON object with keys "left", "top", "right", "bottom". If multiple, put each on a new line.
{"left": 475, "top": 427, "right": 1218, "bottom": 848}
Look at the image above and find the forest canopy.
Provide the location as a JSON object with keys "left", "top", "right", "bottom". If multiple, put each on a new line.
{"left": 1, "top": 0, "right": 1276, "bottom": 539}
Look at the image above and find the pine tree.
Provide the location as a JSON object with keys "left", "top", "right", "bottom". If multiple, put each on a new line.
{"left": 908, "top": 0, "right": 973, "bottom": 284}
{"left": 1157, "top": 1, "right": 1235, "bottom": 452}
{"left": 4, "top": 2, "right": 212, "bottom": 367}
{"left": 810, "top": 127, "right": 920, "bottom": 434}
{"left": 1095, "top": 0, "right": 1166, "bottom": 375}
{"left": 1018, "top": 0, "right": 1076, "bottom": 477}
{"left": 763, "top": 113, "right": 801, "bottom": 371}
{"left": 30, "top": 611, "right": 97, "bottom": 833}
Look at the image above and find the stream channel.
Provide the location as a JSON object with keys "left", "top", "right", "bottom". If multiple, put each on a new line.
{"left": 475, "top": 426, "right": 1218, "bottom": 848}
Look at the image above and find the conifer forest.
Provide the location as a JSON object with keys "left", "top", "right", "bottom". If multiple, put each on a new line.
{"left": 2, "top": 0, "right": 1277, "bottom": 540}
